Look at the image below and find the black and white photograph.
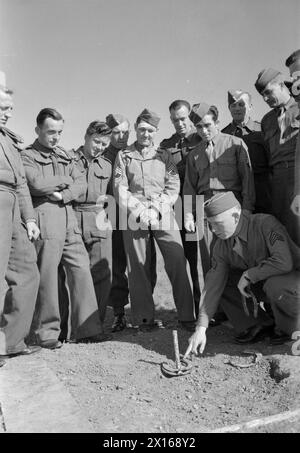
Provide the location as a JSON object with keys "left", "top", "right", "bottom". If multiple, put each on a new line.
{"left": 0, "top": 0, "right": 300, "bottom": 437}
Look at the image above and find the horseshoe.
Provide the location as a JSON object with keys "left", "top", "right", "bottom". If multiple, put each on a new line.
{"left": 160, "top": 330, "right": 193, "bottom": 377}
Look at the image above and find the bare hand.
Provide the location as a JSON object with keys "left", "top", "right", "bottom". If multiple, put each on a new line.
{"left": 48, "top": 191, "right": 63, "bottom": 201}
{"left": 291, "top": 195, "right": 300, "bottom": 216}
{"left": 184, "top": 326, "right": 207, "bottom": 358}
{"left": 184, "top": 219, "right": 195, "bottom": 233}
{"left": 237, "top": 272, "right": 251, "bottom": 298}
{"left": 26, "top": 221, "right": 40, "bottom": 241}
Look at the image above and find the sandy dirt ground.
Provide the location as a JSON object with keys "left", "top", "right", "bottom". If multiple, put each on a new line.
{"left": 35, "top": 250, "right": 300, "bottom": 433}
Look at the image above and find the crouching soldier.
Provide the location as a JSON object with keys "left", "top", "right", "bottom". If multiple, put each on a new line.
{"left": 184, "top": 192, "right": 300, "bottom": 357}
{"left": 21, "top": 108, "right": 109, "bottom": 348}
{"left": 73, "top": 121, "right": 113, "bottom": 323}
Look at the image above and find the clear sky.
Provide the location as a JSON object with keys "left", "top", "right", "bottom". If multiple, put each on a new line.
{"left": 0, "top": 0, "right": 299, "bottom": 149}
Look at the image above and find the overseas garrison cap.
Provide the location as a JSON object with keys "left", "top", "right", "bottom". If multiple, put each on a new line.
{"left": 254, "top": 68, "right": 284, "bottom": 94}
{"left": 204, "top": 192, "right": 240, "bottom": 218}
{"left": 136, "top": 108, "right": 160, "bottom": 127}
{"left": 189, "top": 102, "right": 216, "bottom": 125}
{"left": 227, "top": 90, "right": 250, "bottom": 106}
{"left": 106, "top": 113, "right": 128, "bottom": 129}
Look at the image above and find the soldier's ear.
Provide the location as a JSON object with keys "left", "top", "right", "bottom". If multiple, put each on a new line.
{"left": 35, "top": 126, "right": 40, "bottom": 136}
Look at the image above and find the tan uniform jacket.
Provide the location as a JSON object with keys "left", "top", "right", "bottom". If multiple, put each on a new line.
{"left": 113, "top": 142, "right": 180, "bottom": 219}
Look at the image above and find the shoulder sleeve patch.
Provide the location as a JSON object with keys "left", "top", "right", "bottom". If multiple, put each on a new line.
{"left": 269, "top": 230, "right": 285, "bottom": 246}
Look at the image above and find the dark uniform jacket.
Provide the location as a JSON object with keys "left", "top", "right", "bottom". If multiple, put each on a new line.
{"left": 0, "top": 127, "right": 35, "bottom": 221}
{"left": 198, "top": 212, "right": 300, "bottom": 327}
{"left": 183, "top": 132, "right": 255, "bottom": 214}
{"left": 160, "top": 129, "right": 201, "bottom": 189}
{"left": 261, "top": 96, "right": 300, "bottom": 168}
{"left": 222, "top": 119, "right": 269, "bottom": 175}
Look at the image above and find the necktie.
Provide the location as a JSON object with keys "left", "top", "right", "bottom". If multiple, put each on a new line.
{"left": 205, "top": 140, "right": 214, "bottom": 163}
{"left": 277, "top": 106, "right": 286, "bottom": 139}
{"left": 234, "top": 126, "right": 243, "bottom": 138}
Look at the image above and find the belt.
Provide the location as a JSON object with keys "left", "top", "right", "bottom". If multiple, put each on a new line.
{"left": 0, "top": 182, "right": 16, "bottom": 193}
{"left": 73, "top": 203, "right": 105, "bottom": 212}
{"left": 272, "top": 161, "right": 294, "bottom": 169}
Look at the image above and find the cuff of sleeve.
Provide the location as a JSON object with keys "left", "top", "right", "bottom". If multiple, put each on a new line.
{"left": 26, "top": 218, "right": 36, "bottom": 223}
{"left": 246, "top": 267, "right": 260, "bottom": 284}
{"left": 196, "top": 314, "right": 209, "bottom": 329}
{"left": 60, "top": 188, "right": 73, "bottom": 204}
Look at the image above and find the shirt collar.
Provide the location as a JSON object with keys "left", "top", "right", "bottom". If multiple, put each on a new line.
{"left": 281, "top": 96, "right": 297, "bottom": 112}
{"left": 77, "top": 145, "right": 104, "bottom": 166}
{"left": 33, "top": 139, "right": 61, "bottom": 157}
{"left": 176, "top": 125, "right": 197, "bottom": 143}
{"left": 210, "top": 131, "right": 222, "bottom": 147}
{"left": 233, "top": 118, "right": 255, "bottom": 132}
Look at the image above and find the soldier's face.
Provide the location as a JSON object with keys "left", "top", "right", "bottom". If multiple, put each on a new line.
{"left": 208, "top": 208, "right": 240, "bottom": 239}
{"left": 84, "top": 133, "right": 110, "bottom": 158}
{"left": 262, "top": 82, "right": 286, "bottom": 108}
{"left": 135, "top": 121, "right": 157, "bottom": 147}
{"left": 229, "top": 95, "right": 252, "bottom": 123}
{"left": 36, "top": 118, "right": 64, "bottom": 149}
{"left": 170, "top": 106, "right": 191, "bottom": 136}
{"left": 196, "top": 114, "right": 219, "bottom": 142}
{"left": 110, "top": 121, "right": 130, "bottom": 149}
{"left": 0, "top": 92, "right": 13, "bottom": 126}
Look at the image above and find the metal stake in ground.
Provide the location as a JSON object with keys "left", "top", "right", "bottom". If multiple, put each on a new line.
{"left": 160, "top": 330, "right": 193, "bottom": 377}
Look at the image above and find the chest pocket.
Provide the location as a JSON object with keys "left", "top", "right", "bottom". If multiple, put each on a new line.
{"left": 217, "top": 153, "right": 238, "bottom": 182}
{"left": 93, "top": 164, "right": 111, "bottom": 194}
{"left": 56, "top": 157, "right": 71, "bottom": 176}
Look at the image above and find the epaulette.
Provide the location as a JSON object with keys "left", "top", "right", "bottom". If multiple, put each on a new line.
{"left": 1, "top": 126, "right": 24, "bottom": 148}
{"left": 55, "top": 146, "right": 73, "bottom": 160}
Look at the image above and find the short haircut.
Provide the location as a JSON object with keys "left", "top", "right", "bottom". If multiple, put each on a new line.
{"left": 85, "top": 121, "right": 111, "bottom": 136}
{"left": 169, "top": 99, "right": 191, "bottom": 113}
{"left": 36, "top": 108, "right": 64, "bottom": 127}
{"left": 207, "top": 105, "right": 219, "bottom": 121}
{"left": 285, "top": 49, "right": 300, "bottom": 68}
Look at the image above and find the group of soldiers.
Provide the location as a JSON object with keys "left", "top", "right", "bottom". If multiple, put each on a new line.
{"left": 0, "top": 48, "right": 300, "bottom": 364}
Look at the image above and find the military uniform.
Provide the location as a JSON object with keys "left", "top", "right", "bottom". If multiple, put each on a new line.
{"left": 103, "top": 143, "right": 130, "bottom": 316}
{"left": 160, "top": 129, "right": 201, "bottom": 316}
{"left": 73, "top": 146, "right": 112, "bottom": 322}
{"left": 113, "top": 142, "right": 195, "bottom": 326}
{"left": 104, "top": 143, "right": 157, "bottom": 317}
{"left": 261, "top": 96, "right": 300, "bottom": 244}
{"left": 197, "top": 211, "right": 300, "bottom": 336}
{"left": 0, "top": 127, "right": 39, "bottom": 355}
{"left": 222, "top": 119, "right": 272, "bottom": 213}
{"left": 21, "top": 140, "right": 102, "bottom": 343}
{"left": 183, "top": 131, "right": 255, "bottom": 276}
